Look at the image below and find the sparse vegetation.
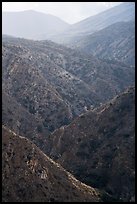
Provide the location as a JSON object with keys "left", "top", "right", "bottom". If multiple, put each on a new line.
{"left": 2, "top": 2, "right": 135, "bottom": 202}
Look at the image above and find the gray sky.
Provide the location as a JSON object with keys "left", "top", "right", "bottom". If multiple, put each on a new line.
{"left": 2, "top": 2, "right": 122, "bottom": 24}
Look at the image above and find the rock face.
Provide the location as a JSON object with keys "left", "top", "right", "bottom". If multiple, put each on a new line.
{"left": 69, "top": 21, "right": 135, "bottom": 66}
{"left": 2, "top": 126, "right": 101, "bottom": 202}
{"left": 45, "top": 87, "right": 135, "bottom": 202}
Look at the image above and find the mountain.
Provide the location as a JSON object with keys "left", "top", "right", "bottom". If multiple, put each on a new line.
{"left": 2, "top": 10, "right": 69, "bottom": 39}
{"left": 2, "top": 3, "right": 135, "bottom": 42}
{"left": 45, "top": 87, "right": 135, "bottom": 202}
{"left": 2, "top": 125, "right": 101, "bottom": 202}
{"left": 69, "top": 20, "right": 135, "bottom": 66}
{"left": 69, "top": 2, "right": 135, "bottom": 34}
{"left": 51, "top": 2, "right": 135, "bottom": 44}
{"left": 2, "top": 4, "right": 135, "bottom": 202}
{"left": 2, "top": 37, "right": 73, "bottom": 132}
{"left": 2, "top": 36, "right": 134, "bottom": 138}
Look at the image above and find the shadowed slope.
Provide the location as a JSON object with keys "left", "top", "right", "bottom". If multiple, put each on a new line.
{"left": 45, "top": 87, "right": 135, "bottom": 202}
{"left": 2, "top": 126, "right": 101, "bottom": 202}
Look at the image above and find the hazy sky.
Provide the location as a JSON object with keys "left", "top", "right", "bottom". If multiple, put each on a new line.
{"left": 2, "top": 2, "right": 122, "bottom": 24}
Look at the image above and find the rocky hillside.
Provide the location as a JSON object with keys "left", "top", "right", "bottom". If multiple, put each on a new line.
{"left": 45, "top": 87, "right": 135, "bottom": 202}
{"left": 2, "top": 4, "right": 135, "bottom": 202}
{"left": 2, "top": 10, "right": 69, "bottom": 39}
{"left": 2, "top": 36, "right": 134, "bottom": 158}
{"left": 2, "top": 90, "right": 50, "bottom": 152}
{"left": 70, "top": 21, "right": 135, "bottom": 66}
{"left": 2, "top": 125, "right": 101, "bottom": 202}
{"left": 2, "top": 37, "right": 73, "bottom": 133}
{"left": 3, "top": 36, "right": 134, "bottom": 110}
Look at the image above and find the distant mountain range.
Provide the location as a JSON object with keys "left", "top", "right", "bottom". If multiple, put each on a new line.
{"left": 2, "top": 10, "right": 69, "bottom": 39}
{"left": 2, "top": 3, "right": 134, "bottom": 67}
{"left": 2, "top": 3, "right": 135, "bottom": 41}
{"left": 69, "top": 20, "right": 135, "bottom": 66}
{"left": 50, "top": 2, "right": 135, "bottom": 44}
{"left": 67, "top": 2, "right": 135, "bottom": 35}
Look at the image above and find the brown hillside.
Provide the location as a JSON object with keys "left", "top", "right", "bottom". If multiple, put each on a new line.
{"left": 45, "top": 87, "right": 135, "bottom": 202}
{"left": 2, "top": 126, "right": 101, "bottom": 202}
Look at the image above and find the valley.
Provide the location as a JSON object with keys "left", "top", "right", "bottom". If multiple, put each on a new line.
{"left": 2, "top": 2, "right": 135, "bottom": 202}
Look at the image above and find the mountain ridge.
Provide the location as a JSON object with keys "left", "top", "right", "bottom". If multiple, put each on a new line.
{"left": 3, "top": 36, "right": 134, "bottom": 132}
{"left": 45, "top": 87, "right": 135, "bottom": 202}
{"left": 50, "top": 2, "right": 135, "bottom": 44}
{"left": 2, "top": 3, "right": 135, "bottom": 202}
{"left": 2, "top": 125, "right": 102, "bottom": 202}
{"left": 68, "top": 20, "right": 135, "bottom": 66}
{"left": 2, "top": 3, "right": 135, "bottom": 41}
{"left": 2, "top": 10, "right": 70, "bottom": 39}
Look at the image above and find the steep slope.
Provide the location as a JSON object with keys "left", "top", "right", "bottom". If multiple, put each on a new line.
{"left": 2, "top": 90, "right": 50, "bottom": 152}
{"left": 2, "top": 36, "right": 100, "bottom": 115}
{"left": 2, "top": 38, "right": 73, "bottom": 132}
{"left": 2, "top": 36, "right": 135, "bottom": 161}
{"left": 45, "top": 87, "right": 135, "bottom": 202}
{"left": 3, "top": 36, "right": 134, "bottom": 108}
{"left": 51, "top": 2, "right": 135, "bottom": 44}
{"left": 2, "top": 126, "right": 101, "bottom": 202}
{"left": 70, "top": 21, "right": 135, "bottom": 66}
{"left": 2, "top": 36, "right": 135, "bottom": 154}
{"left": 2, "top": 10, "right": 69, "bottom": 39}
